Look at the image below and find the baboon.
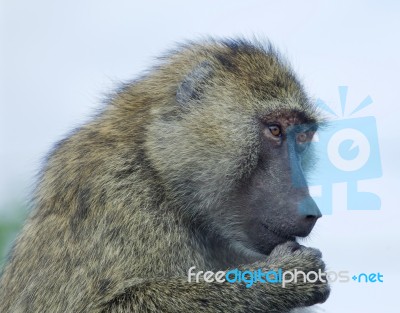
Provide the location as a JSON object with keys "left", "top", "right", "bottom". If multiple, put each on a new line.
{"left": 0, "top": 38, "right": 330, "bottom": 312}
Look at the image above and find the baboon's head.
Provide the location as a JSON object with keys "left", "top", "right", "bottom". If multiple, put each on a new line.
{"left": 145, "top": 39, "right": 322, "bottom": 255}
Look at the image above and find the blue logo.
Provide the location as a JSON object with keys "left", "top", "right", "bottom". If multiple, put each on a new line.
{"left": 305, "top": 86, "right": 382, "bottom": 214}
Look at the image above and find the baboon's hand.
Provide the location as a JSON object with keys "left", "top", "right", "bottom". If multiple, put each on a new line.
{"left": 264, "top": 241, "right": 330, "bottom": 307}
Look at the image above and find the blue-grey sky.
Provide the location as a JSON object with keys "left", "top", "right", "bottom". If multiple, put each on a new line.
{"left": 1, "top": 1, "right": 399, "bottom": 312}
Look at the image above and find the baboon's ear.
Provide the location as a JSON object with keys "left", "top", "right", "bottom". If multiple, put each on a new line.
{"left": 176, "top": 61, "right": 213, "bottom": 106}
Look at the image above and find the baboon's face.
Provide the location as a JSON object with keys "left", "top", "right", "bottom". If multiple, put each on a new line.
{"left": 225, "top": 111, "right": 321, "bottom": 255}
{"left": 150, "top": 103, "right": 321, "bottom": 256}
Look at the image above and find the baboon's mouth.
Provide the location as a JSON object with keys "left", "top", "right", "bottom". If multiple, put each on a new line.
{"left": 262, "top": 223, "right": 295, "bottom": 241}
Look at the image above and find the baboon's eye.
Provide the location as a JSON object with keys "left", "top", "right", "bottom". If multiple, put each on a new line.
{"left": 295, "top": 131, "right": 314, "bottom": 153}
{"left": 268, "top": 125, "right": 282, "bottom": 137}
{"left": 296, "top": 132, "right": 308, "bottom": 143}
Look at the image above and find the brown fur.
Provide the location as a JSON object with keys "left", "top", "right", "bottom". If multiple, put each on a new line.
{"left": 0, "top": 38, "right": 329, "bottom": 312}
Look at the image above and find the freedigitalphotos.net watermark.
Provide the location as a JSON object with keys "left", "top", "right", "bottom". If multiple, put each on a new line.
{"left": 188, "top": 267, "right": 384, "bottom": 288}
